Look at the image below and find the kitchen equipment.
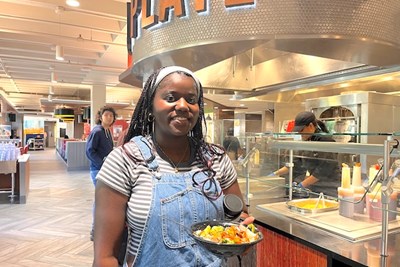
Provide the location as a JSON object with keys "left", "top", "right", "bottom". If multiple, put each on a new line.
{"left": 286, "top": 198, "right": 339, "bottom": 214}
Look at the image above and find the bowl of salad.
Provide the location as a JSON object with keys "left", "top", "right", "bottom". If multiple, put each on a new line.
{"left": 191, "top": 220, "right": 263, "bottom": 257}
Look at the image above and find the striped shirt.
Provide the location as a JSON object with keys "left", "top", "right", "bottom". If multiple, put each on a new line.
{"left": 97, "top": 136, "right": 237, "bottom": 257}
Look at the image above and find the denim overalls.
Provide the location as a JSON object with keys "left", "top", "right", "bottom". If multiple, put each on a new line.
{"left": 129, "top": 136, "right": 225, "bottom": 267}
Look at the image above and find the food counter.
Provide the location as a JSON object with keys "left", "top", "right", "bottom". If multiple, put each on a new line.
{"left": 235, "top": 134, "right": 400, "bottom": 266}
{"left": 250, "top": 197, "right": 399, "bottom": 267}
{"left": 0, "top": 154, "right": 30, "bottom": 204}
{"left": 56, "top": 138, "right": 89, "bottom": 171}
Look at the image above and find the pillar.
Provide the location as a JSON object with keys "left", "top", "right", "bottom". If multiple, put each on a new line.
{"left": 1, "top": 99, "right": 8, "bottom": 125}
{"left": 90, "top": 85, "right": 107, "bottom": 129}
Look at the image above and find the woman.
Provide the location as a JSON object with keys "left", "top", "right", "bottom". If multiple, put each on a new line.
{"left": 86, "top": 106, "right": 117, "bottom": 241}
{"left": 93, "top": 66, "right": 253, "bottom": 267}
{"left": 271, "top": 111, "right": 340, "bottom": 198}
{"left": 86, "top": 106, "right": 117, "bottom": 186}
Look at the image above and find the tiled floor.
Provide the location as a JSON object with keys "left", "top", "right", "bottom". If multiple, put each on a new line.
{"left": 0, "top": 148, "right": 94, "bottom": 267}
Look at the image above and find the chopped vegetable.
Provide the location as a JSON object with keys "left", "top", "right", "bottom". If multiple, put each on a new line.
{"left": 194, "top": 224, "right": 259, "bottom": 244}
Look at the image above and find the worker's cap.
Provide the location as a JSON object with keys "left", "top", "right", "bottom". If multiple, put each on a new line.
{"left": 292, "top": 111, "right": 316, "bottom": 132}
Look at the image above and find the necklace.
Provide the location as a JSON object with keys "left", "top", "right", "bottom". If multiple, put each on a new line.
{"left": 153, "top": 139, "right": 190, "bottom": 173}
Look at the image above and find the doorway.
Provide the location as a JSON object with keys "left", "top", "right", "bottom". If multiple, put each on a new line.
{"left": 44, "top": 121, "right": 56, "bottom": 148}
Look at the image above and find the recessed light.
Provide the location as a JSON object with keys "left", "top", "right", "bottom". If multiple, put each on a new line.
{"left": 66, "top": 0, "right": 80, "bottom": 7}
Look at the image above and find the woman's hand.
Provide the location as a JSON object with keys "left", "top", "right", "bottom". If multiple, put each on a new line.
{"left": 239, "top": 211, "right": 254, "bottom": 225}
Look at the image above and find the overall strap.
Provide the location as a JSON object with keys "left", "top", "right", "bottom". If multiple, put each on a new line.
{"left": 131, "top": 136, "right": 159, "bottom": 171}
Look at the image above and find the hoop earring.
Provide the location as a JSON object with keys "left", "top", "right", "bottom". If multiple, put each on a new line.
{"left": 148, "top": 113, "right": 154, "bottom": 122}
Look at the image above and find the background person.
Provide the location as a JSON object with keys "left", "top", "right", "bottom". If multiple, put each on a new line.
{"left": 223, "top": 128, "right": 243, "bottom": 160}
{"left": 93, "top": 66, "right": 253, "bottom": 267}
{"left": 270, "top": 111, "right": 340, "bottom": 198}
{"left": 85, "top": 106, "right": 116, "bottom": 240}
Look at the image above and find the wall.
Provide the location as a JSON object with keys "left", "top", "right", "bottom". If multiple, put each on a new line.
{"left": 273, "top": 102, "right": 305, "bottom": 132}
{"left": 74, "top": 120, "right": 84, "bottom": 140}
{"left": 44, "top": 121, "right": 56, "bottom": 148}
{"left": 245, "top": 114, "right": 262, "bottom": 133}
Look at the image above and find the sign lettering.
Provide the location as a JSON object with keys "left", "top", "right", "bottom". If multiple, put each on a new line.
{"left": 128, "top": 0, "right": 255, "bottom": 42}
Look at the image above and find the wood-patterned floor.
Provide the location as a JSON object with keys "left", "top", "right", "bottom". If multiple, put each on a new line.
{"left": 0, "top": 149, "right": 94, "bottom": 267}
{"left": 0, "top": 149, "right": 263, "bottom": 267}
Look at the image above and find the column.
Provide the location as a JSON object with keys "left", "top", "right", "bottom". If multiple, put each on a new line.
{"left": 234, "top": 112, "right": 246, "bottom": 138}
{"left": 1, "top": 99, "right": 8, "bottom": 124}
{"left": 90, "top": 85, "right": 106, "bottom": 129}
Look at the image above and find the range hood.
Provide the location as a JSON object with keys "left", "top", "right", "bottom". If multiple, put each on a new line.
{"left": 121, "top": 38, "right": 400, "bottom": 103}
{"left": 120, "top": 1, "right": 400, "bottom": 103}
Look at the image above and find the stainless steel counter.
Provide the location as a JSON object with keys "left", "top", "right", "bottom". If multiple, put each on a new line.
{"left": 257, "top": 201, "right": 400, "bottom": 243}
{"left": 249, "top": 196, "right": 400, "bottom": 267}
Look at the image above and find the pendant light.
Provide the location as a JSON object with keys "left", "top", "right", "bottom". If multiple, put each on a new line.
{"left": 54, "top": 107, "right": 75, "bottom": 121}
{"left": 55, "top": 6, "right": 65, "bottom": 61}
{"left": 55, "top": 45, "right": 64, "bottom": 61}
{"left": 51, "top": 72, "right": 57, "bottom": 83}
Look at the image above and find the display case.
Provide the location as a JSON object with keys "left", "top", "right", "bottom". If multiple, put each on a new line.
{"left": 30, "top": 138, "right": 44, "bottom": 150}
{"left": 55, "top": 138, "right": 89, "bottom": 171}
{"left": 235, "top": 132, "right": 400, "bottom": 261}
{"left": 26, "top": 134, "right": 44, "bottom": 150}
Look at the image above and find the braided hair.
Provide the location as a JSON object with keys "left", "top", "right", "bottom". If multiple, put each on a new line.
{"left": 122, "top": 67, "right": 226, "bottom": 200}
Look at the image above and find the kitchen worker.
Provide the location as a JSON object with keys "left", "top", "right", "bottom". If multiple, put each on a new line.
{"left": 270, "top": 111, "right": 340, "bottom": 198}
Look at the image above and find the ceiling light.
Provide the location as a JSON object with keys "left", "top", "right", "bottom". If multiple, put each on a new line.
{"left": 51, "top": 72, "right": 57, "bottom": 83}
{"left": 55, "top": 45, "right": 64, "bottom": 61}
{"left": 66, "top": 0, "right": 80, "bottom": 7}
{"left": 49, "top": 86, "right": 54, "bottom": 95}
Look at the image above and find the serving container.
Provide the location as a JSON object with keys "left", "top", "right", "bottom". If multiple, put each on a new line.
{"left": 286, "top": 198, "right": 339, "bottom": 214}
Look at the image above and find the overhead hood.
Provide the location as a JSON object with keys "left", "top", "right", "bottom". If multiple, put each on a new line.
{"left": 120, "top": 1, "right": 400, "bottom": 104}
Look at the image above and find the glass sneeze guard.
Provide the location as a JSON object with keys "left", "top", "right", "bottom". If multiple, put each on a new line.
{"left": 234, "top": 132, "right": 400, "bottom": 250}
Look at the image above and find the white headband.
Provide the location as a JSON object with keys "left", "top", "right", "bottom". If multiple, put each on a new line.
{"left": 150, "top": 66, "right": 201, "bottom": 98}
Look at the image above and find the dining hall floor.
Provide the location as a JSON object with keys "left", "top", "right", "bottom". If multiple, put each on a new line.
{"left": 0, "top": 148, "right": 258, "bottom": 267}
{"left": 0, "top": 148, "right": 94, "bottom": 266}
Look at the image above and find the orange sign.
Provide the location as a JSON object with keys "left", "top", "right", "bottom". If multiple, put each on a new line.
{"left": 129, "top": 0, "right": 255, "bottom": 39}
